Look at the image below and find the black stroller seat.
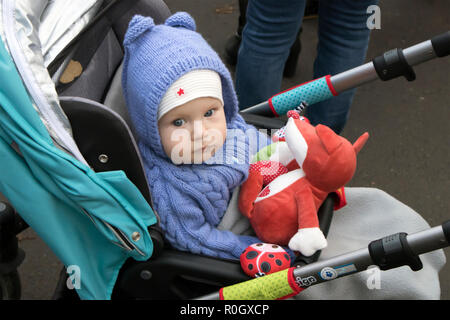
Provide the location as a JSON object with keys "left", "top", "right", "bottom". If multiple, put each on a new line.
{"left": 55, "top": 90, "right": 335, "bottom": 299}
{"left": 56, "top": 95, "right": 335, "bottom": 300}
{"left": 56, "top": 66, "right": 336, "bottom": 299}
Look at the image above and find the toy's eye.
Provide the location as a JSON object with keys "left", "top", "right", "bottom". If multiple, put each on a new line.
{"left": 173, "top": 119, "right": 185, "bottom": 127}
{"left": 204, "top": 109, "right": 214, "bottom": 117}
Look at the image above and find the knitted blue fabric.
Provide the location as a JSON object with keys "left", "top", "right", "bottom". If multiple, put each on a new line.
{"left": 122, "top": 13, "right": 272, "bottom": 259}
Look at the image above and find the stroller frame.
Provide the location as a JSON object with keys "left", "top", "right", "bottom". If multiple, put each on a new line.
{"left": 0, "top": 0, "right": 449, "bottom": 300}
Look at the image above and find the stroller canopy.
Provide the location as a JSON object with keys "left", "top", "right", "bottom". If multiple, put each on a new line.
{"left": 0, "top": 0, "right": 157, "bottom": 299}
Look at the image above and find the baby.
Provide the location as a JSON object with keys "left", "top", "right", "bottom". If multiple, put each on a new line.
{"left": 122, "top": 12, "right": 283, "bottom": 260}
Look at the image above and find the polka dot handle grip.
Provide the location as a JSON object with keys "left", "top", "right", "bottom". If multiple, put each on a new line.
{"left": 219, "top": 267, "right": 303, "bottom": 300}
{"left": 268, "top": 75, "right": 337, "bottom": 116}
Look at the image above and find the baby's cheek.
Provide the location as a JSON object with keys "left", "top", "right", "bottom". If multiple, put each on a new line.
{"left": 160, "top": 126, "right": 193, "bottom": 164}
{"left": 208, "top": 126, "right": 226, "bottom": 149}
{"left": 159, "top": 128, "right": 173, "bottom": 155}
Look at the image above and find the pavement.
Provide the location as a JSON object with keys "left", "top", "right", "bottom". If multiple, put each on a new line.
{"left": 1, "top": 0, "right": 448, "bottom": 300}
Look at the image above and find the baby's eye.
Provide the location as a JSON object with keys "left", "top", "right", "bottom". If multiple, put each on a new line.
{"left": 173, "top": 119, "right": 185, "bottom": 127}
{"left": 204, "top": 109, "right": 215, "bottom": 117}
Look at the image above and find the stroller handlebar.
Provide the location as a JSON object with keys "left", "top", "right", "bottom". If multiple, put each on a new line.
{"left": 241, "top": 31, "right": 450, "bottom": 117}
{"left": 196, "top": 221, "right": 449, "bottom": 300}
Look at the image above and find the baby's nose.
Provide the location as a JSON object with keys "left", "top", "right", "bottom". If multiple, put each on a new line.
{"left": 192, "top": 120, "right": 206, "bottom": 141}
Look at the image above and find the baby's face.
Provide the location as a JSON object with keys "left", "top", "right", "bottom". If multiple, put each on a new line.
{"left": 158, "top": 97, "right": 227, "bottom": 164}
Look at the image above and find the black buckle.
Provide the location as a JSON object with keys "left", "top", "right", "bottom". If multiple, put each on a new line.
{"left": 373, "top": 48, "right": 416, "bottom": 82}
{"left": 369, "top": 232, "right": 423, "bottom": 271}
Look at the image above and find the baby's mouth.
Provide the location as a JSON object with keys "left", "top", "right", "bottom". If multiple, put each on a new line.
{"left": 193, "top": 144, "right": 217, "bottom": 158}
{"left": 193, "top": 145, "right": 207, "bottom": 153}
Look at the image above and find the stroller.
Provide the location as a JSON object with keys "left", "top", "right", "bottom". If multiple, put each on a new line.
{"left": 0, "top": 0, "right": 448, "bottom": 300}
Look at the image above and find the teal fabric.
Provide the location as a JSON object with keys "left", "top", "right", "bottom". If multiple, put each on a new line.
{"left": 0, "top": 39, "right": 157, "bottom": 299}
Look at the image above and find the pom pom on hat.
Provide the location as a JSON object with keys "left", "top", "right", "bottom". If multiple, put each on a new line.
{"left": 164, "top": 12, "right": 196, "bottom": 31}
{"left": 123, "top": 15, "right": 155, "bottom": 46}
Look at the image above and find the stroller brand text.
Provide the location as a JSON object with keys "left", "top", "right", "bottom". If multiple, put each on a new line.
{"left": 295, "top": 275, "right": 317, "bottom": 287}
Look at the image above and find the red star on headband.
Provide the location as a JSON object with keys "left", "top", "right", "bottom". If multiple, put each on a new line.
{"left": 177, "top": 88, "right": 184, "bottom": 96}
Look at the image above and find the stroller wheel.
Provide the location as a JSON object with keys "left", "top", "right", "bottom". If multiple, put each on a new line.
{"left": 0, "top": 270, "right": 21, "bottom": 300}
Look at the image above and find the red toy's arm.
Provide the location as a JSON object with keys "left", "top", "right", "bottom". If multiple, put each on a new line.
{"left": 238, "top": 170, "right": 264, "bottom": 219}
{"left": 294, "top": 181, "right": 320, "bottom": 229}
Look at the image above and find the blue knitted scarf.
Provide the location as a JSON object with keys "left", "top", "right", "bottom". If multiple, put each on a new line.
{"left": 144, "top": 116, "right": 267, "bottom": 259}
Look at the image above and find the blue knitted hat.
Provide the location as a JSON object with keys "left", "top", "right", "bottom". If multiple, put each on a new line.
{"left": 122, "top": 12, "right": 240, "bottom": 159}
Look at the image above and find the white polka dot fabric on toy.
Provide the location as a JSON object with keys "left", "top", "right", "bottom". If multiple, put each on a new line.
{"left": 250, "top": 160, "right": 289, "bottom": 185}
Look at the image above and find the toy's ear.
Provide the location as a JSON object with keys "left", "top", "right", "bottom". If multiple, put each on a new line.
{"left": 124, "top": 15, "right": 155, "bottom": 46}
{"left": 165, "top": 12, "right": 196, "bottom": 31}
{"left": 353, "top": 132, "right": 369, "bottom": 154}
{"left": 285, "top": 118, "right": 308, "bottom": 167}
{"left": 315, "top": 124, "right": 342, "bottom": 155}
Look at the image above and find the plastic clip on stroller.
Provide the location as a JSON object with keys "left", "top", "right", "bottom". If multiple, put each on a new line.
{"left": 197, "top": 220, "right": 450, "bottom": 300}
{"left": 241, "top": 31, "right": 450, "bottom": 117}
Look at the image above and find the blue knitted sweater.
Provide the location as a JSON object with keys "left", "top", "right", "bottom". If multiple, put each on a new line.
{"left": 122, "top": 13, "right": 271, "bottom": 260}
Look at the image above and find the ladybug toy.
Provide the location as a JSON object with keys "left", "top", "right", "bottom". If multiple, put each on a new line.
{"left": 240, "top": 243, "right": 291, "bottom": 278}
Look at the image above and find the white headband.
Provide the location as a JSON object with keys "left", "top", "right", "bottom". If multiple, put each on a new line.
{"left": 157, "top": 69, "right": 224, "bottom": 120}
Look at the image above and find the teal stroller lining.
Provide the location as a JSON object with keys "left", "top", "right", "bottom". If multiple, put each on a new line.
{"left": 0, "top": 3, "right": 158, "bottom": 298}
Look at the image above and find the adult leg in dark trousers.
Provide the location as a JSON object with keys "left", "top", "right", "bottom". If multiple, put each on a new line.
{"left": 224, "top": 0, "right": 303, "bottom": 77}
{"left": 235, "top": 0, "right": 379, "bottom": 134}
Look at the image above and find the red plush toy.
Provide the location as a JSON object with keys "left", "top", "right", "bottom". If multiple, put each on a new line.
{"left": 239, "top": 115, "right": 369, "bottom": 257}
